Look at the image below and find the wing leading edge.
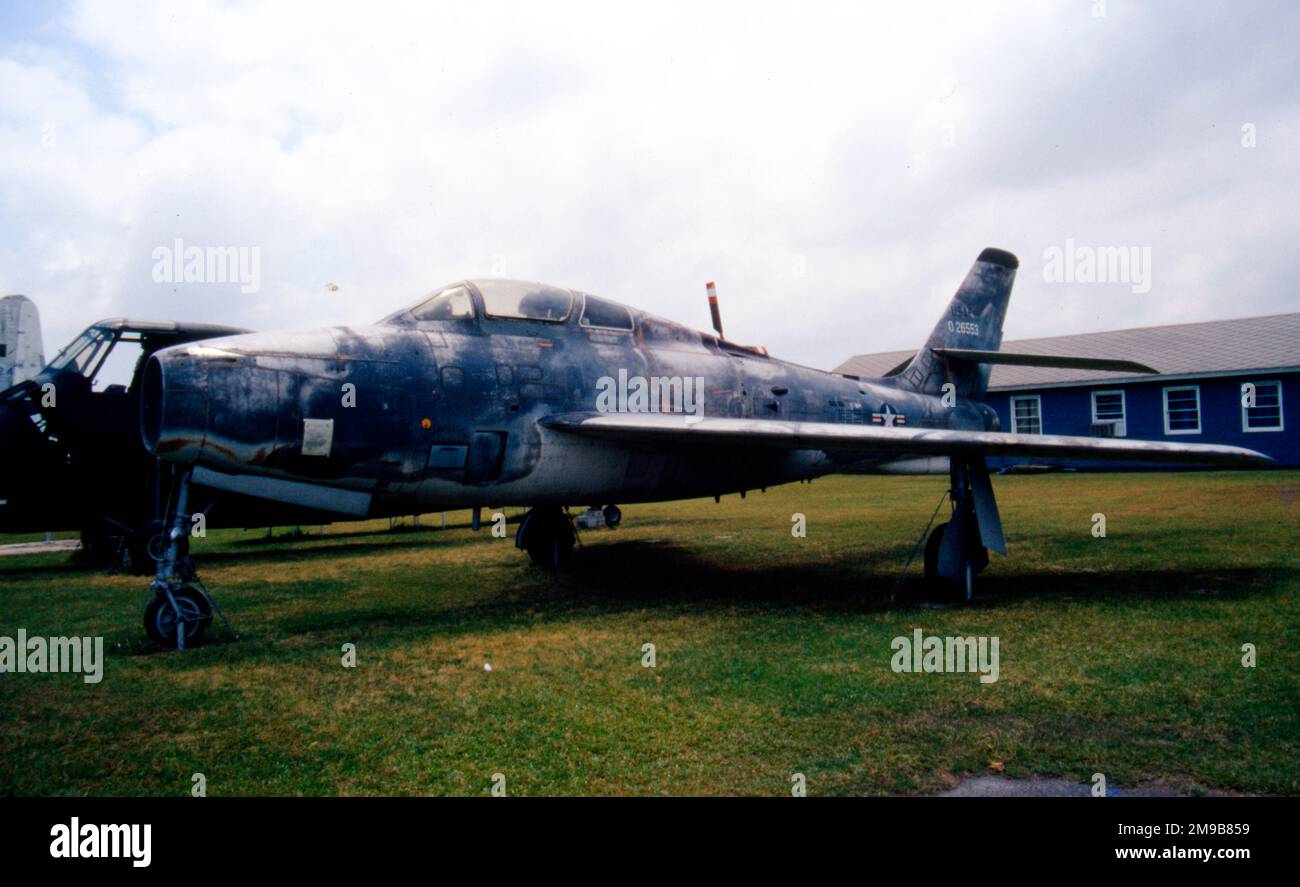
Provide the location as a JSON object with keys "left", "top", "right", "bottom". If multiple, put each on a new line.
{"left": 542, "top": 412, "right": 1272, "bottom": 467}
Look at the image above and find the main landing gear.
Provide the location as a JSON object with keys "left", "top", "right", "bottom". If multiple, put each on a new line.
{"left": 143, "top": 467, "right": 222, "bottom": 649}
{"left": 918, "top": 459, "right": 1003, "bottom": 603}
{"left": 515, "top": 506, "right": 577, "bottom": 568}
{"left": 922, "top": 521, "right": 985, "bottom": 603}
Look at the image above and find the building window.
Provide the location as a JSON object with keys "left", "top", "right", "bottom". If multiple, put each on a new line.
{"left": 1091, "top": 390, "right": 1127, "bottom": 437}
{"left": 1010, "top": 395, "right": 1042, "bottom": 435}
{"left": 1242, "top": 380, "right": 1284, "bottom": 432}
{"left": 1163, "top": 386, "right": 1201, "bottom": 435}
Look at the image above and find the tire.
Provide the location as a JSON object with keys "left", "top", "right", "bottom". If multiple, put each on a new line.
{"left": 126, "top": 519, "right": 169, "bottom": 576}
{"left": 523, "top": 508, "right": 575, "bottom": 568}
{"left": 72, "top": 523, "right": 117, "bottom": 565}
{"left": 144, "top": 586, "right": 212, "bottom": 648}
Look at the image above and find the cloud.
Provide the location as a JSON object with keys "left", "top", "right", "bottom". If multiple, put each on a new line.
{"left": 1, "top": 0, "right": 1296, "bottom": 368}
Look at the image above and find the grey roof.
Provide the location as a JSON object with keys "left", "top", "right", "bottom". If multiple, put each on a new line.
{"left": 834, "top": 312, "right": 1300, "bottom": 390}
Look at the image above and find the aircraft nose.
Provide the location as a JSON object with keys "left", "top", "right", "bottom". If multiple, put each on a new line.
{"left": 141, "top": 346, "right": 210, "bottom": 463}
{"left": 143, "top": 337, "right": 287, "bottom": 470}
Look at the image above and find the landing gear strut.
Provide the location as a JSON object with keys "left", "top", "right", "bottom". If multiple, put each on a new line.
{"left": 921, "top": 460, "right": 995, "bottom": 602}
{"left": 515, "top": 506, "right": 576, "bottom": 568}
{"left": 144, "top": 467, "right": 216, "bottom": 649}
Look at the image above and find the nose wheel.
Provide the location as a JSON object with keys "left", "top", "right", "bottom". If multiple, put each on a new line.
{"left": 144, "top": 585, "right": 213, "bottom": 647}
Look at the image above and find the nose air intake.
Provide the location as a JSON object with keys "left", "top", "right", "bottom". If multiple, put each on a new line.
{"left": 140, "top": 351, "right": 208, "bottom": 463}
{"left": 140, "top": 354, "right": 166, "bottom": 454}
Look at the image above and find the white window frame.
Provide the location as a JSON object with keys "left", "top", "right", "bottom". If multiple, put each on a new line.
{"left": 1091, "top": 389, "right": 1127, "bottom": 437}
{"left": 1010, "top": 394, "right": 1042, "bottom": 435}
{"left": 1241, "top": 380, "right": 1284, "bottom": 433}
{"left": 1163, "top": 385, "right": 1201, "bottom": 435}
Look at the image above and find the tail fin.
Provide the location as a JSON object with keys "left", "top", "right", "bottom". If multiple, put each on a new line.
{"left": 890, "top": 247, "right": 1017, "bottom": 400}
{"left": 0, "top": 295, "right": 45, "bottom": 390}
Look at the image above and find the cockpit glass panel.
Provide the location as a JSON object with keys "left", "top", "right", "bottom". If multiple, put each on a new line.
{"left": 579, "top": 295, "right": 633, "bottom": 330}
{"left": 477, "top": 280, "right": 573, "bottom": 323}
{"left": 92, "top": 337, "right": 143, "bottom": 390}
{"left": 410, "top": 286, "right": 474, "bottom": 322}
{"left": 50, "top": 328, "right": 113, "bottom": 377}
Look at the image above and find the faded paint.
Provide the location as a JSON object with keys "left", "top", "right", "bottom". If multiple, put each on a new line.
{"left": 139, "top": 256, "right": 1269, "bottom": 521}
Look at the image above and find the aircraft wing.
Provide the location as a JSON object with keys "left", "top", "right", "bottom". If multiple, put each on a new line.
{"left": 542, "top": 412, "right": 1272, "bottom": 467}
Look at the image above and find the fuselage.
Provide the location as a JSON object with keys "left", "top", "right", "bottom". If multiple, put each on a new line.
{"left": 142, "top": 280, "right": 999, "bottom": 516}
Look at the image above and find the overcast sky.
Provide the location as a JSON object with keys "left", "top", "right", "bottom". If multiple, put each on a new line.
{"left": 2, "top": 0, "right": 1297, "bottom": 370}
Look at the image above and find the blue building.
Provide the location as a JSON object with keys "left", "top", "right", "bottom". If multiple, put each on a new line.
{"left": 836, "top": 313, "right": 1299, "bottom": 469}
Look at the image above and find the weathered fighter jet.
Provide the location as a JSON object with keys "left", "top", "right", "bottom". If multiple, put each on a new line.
{"left": 139, "top": 248, "right": 1269, "bottom": 647}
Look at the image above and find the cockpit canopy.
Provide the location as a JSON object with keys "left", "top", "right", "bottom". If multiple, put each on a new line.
{"left": 409, "top": 285, "right": 474, "bottom": 322}
{"left": 49, "top": 326, "right": 116, "bottom": 377}
{"left": 479, "top": 280, "right": 573, "bottom": 322}
{"left": 381, "top": 280, "right": 576, "bottom": 326}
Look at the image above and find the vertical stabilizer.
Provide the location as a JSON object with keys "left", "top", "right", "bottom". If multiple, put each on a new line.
{"left": 890, "top": 248, "right": 1018, "bottom": 400}
{"left": 0, "top": 295, "right": 45, "bottom": 390}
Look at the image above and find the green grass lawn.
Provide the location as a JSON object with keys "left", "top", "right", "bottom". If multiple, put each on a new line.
{"left": 1, "top": 470, "right": 1297, "bottom": 796}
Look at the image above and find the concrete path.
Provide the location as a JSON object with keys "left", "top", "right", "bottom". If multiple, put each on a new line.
{"left": 0, "top": 539, "right": 79, "bottom": 558}
{"left": 937, "top": 776, "right": 1232, "bottom": 797}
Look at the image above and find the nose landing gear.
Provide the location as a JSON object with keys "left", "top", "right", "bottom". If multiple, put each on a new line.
{"left": 143, "top": 466, "right": 231, "bottom": 649}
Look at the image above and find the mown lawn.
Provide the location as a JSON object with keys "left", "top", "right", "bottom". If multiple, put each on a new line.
{"left": 1, "top": 470, "right": 1297, "bottom": 796}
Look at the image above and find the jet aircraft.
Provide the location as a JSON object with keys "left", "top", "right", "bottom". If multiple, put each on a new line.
{"left": 137, "top": 248, "right": 1269, "bottom": 647}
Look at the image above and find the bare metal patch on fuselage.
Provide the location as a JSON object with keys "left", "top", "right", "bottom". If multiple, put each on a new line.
{"left": 301, "top": 418, "right": 334, "bottom": 457}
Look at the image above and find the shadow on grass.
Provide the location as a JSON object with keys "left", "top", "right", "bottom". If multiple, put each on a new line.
{"left": 259, "top": 537, "right": 1291, "bottom": 649}
{"left": 197, "top": 536, "right": 475, "bottom": 568}
{"left": 228, "top": 515, "right": 518, "bottom": 548}
{"left": 981, "top": 566, "right": 1290, "bottom": 606}
{"left": 0, "top": 558, "right": 113, "bottom": 582}
{"left": 0, "top": 521, "right": 492, "bottom": 580}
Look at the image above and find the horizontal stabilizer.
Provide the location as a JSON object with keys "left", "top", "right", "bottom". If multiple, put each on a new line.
{"left": 932, "top": 348, "right": 1157, "bottom": 375}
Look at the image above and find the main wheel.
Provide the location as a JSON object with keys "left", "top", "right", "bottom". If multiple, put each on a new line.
{"left": 144, "top": 586, "right": 212, "bottom": 648}
{"left": 522, "top": 508, "right": 575, "bottom": 568}
{"left": 125, "top": 519, "right": 167, "bottom": 576}
{"left": 72, "top": 523, "right": 116, "bottom": 565}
